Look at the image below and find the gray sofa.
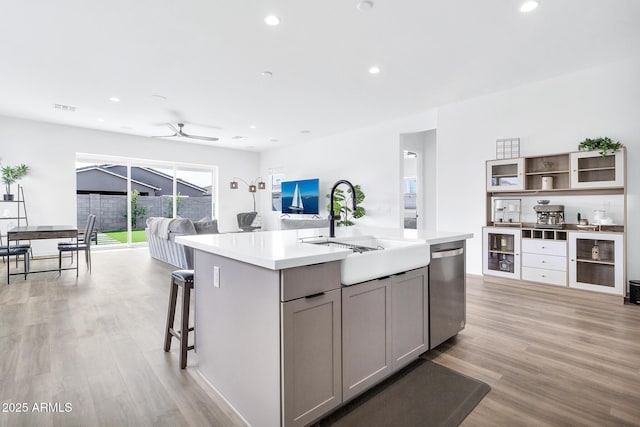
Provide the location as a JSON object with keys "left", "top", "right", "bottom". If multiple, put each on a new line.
{"left": 146, "top": 217, "right": 218, "bottom": 269}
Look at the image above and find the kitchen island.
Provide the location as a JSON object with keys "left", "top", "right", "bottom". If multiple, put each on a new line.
{"left": 176, "top": 227, "right": 472, "bottom": 427}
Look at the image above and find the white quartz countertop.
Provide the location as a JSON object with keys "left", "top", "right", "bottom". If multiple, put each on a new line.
{"left": 176, "top": 226, "right": 473, "bottom": 270}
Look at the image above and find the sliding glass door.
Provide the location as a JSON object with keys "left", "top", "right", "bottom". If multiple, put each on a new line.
{"left": 76, "top": 154, "right": 216, "bottom": 247}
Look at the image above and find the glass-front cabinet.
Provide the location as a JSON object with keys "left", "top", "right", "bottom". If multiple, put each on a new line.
{"left": 570, "top": 150, "right": 625, "bottom": 189}
{"left": 486, "top": 158, "right": 524, "bottom": 192}
{"left": 568, "top": 232, "right": 624, "bottom": 295}
{"left": 483, "top": 227, "right": 521, "bottom": 279}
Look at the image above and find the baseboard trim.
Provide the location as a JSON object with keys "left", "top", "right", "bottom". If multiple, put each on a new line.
{"left": 192, "top": 368, "right": 252, "bottom": 427}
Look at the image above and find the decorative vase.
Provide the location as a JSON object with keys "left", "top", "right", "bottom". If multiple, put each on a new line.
{"left": 541, "top": 176, "right": 553, "bottom": 190}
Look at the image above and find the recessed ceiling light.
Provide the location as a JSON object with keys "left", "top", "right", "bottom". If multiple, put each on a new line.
{"left": 520, "top": 1, "right": 539, "bottom": 13}
{"left": 97, "top": 118, "right": 105, "bottom": 122}
{"left": 109, "top": 97, "right": 121, "bottom": 103}
{"left": 232, "top": 136, "right": 245, "bottom": 140}
{"left": 261, "top": 71, "right": 273, "bottom": 77}
{"left": 264, "top": 15, "right": 280, "bottom": 26}
{"left": 368, "top": 66, "right": 381, "bottom": 74}
{"left": 357, "top": 1, "right": 374, "bottom": 11}
{"left": 300, "top": 130, "right": 311, "bottom": 134}
{"left": 151, "top": 94, "right": 167, "bottom": 100}
{"left": 269, "top": 138, "right": 279, "bottom": 143}
{"left": 249, "top": 125, "right": 257, "bottom": 129}
{"left": 120, "top": 126, "right": 133, "bottom": 130}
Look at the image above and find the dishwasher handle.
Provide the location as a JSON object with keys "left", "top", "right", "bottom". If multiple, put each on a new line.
{"left": 431, "top": 247, "right": 464, "bottom": 259}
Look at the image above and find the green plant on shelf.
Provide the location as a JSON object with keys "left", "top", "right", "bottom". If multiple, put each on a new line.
{"left": 577, "top": 137, "right": 623, "bottom": 158}
{"left": 1, "top": 163, "right": 29, "bottom": 200}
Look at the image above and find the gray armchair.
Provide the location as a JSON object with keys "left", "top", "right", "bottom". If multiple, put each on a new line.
{"left": 237, "top": 212, "right": 260, "bottom": 232}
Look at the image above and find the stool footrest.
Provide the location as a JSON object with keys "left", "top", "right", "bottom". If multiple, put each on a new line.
{"left": 170, "top": 328, "right": 195, "bottom": 338}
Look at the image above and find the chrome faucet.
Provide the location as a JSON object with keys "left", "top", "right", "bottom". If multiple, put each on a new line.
{"left": 329, "top": 180, "right": 357, "bottom": 238}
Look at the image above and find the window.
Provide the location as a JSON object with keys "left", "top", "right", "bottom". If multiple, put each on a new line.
{"left": 76, "top": 154, "right": 216, "bottom": 246}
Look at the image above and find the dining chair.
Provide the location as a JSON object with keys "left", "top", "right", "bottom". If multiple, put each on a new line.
{"left": 0, "top": 231, "right": 31, "bottom": 265}
{"left": 58, "top": 214, "right": 97, "bottom": 273}
{"left": 0, "top": 240, "right": 30, "bottom": 279}
{"left": 78, "top": 228, "right": 98, "bottom": 245}
{"left": 0, "top": 221, "right": 32, "bottom": 267}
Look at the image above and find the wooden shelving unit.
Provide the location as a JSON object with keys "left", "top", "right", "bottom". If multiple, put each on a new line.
{"left": 524, "top": 153, "right": 571, "bottom": 191}
{"left": 484, "top": 148, "right": 627, "bottom": 297}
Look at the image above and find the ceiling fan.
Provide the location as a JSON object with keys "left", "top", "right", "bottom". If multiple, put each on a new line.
{"left": 153, "top": 123, "right": 219, "bottom": 141}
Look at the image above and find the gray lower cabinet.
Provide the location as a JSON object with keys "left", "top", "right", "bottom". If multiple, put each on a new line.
{"left": 341, "top": 277, "right": 392, "bottom": 401}
{"left": 281, "top": 288, "right": 342, "bottom": 427}
{"left": 391, "top": 268, "right": 429, "bottom": 370}
{"left": 281, "top": 265, "right": 429, "bottom": 424}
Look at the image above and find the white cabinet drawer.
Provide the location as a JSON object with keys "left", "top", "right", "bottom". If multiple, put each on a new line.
{"left": 522, "top": 267, "right": 567, "bottom": 286}
{"left": 522, "top": 253, "right": 566, "bottom": 271}
{"left": 522, "top": 239, "right": 567, "bottom": 256}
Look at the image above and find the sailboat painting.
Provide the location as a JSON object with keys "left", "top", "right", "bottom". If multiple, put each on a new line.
{"left": 281, "top": 178, "right": 320, "bottom": 214}
{"left": 288, "top": 184, "right": 304, "bottom": 212}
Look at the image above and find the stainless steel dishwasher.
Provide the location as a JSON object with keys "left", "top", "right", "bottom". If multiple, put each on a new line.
{"left": 429, "top": 240, "right": 466, "bottom": 349}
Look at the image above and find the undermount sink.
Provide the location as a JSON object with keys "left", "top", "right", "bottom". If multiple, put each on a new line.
{"left": 307, "top": 235, "right": 430, "bottom": 285}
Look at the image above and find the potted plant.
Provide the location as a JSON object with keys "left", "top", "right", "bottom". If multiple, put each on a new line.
{"left": 1, "top": 164, "right": 29, "bottom": 201}
{"left": 326, "top": 184, "right": 366, "bottom": 226}
{"left": 578, "top": 137, "right": 623, "bottom": 158}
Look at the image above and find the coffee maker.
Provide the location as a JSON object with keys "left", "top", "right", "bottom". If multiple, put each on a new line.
{"left": 534, "top": 204, "right": 565, "bottom": 229}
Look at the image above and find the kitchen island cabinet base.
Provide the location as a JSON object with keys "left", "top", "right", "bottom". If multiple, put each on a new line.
{"left": 194, "top": 250, "right": 282, "bottom": 427}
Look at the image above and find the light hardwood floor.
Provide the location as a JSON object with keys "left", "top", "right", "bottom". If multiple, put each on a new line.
{"left": 1, "top": 249, "right": 639, "bottom": 426}
{"left": 0, "top": 248, "right": 244, "bottom": 427}
{"left": 432, "top": 276, "right": 640, "bottom": 427}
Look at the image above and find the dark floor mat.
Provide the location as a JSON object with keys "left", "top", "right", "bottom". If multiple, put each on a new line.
{"left": 313, "top": 357, "right": 490, "bottom": 427}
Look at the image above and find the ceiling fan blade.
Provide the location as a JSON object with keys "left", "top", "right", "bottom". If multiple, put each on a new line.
{"left": 166, "top": 123, "right": 179, "bottom": 133}
{"left": 151, "top": 132, "right": 178, "bottom": 138}
{"left": 179, "top": 131, "right": 219, "bottom": 142}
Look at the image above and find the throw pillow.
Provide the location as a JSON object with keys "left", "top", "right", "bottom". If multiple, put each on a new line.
{"left": 194, "top": 218, "right": 219, "bottom": 234}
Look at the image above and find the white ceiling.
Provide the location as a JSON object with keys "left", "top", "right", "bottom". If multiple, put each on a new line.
{"left": 1, "top": 0, "right": 639, "bottom": 151}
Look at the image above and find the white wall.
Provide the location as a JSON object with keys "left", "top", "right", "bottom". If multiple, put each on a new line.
{"left": 259, "top": 111, "right": 438, "bottom": 231}
{"left": 0, "top": 115, "right": 260, "bottom": 253}
{"left": 260, "top": 56, "right": 640, "bottom": 282}
{"left": 437, "top": 56, "right": 640, "bottom": 277}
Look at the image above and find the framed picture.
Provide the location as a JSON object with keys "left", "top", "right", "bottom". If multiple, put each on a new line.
{"left": 271, "top": 174, "right": 285, "bottom": 191}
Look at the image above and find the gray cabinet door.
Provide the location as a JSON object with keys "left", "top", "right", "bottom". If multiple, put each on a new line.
{"left": 391, "top": 268, "right": 428, "bottom": 370}
{"left": 342, "top": 278, "right": 392, "bottom": 401}
{"left": 282, "top": 289, "right": 342, "bottom": 427}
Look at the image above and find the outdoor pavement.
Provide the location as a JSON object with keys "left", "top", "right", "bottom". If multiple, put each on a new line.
{"left": 96, "top": 232, "right": 121, "bottom": 245}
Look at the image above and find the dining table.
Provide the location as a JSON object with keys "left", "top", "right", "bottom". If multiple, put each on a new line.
{"left": 6, "top": 225, "right": 78, "bottom": 284}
